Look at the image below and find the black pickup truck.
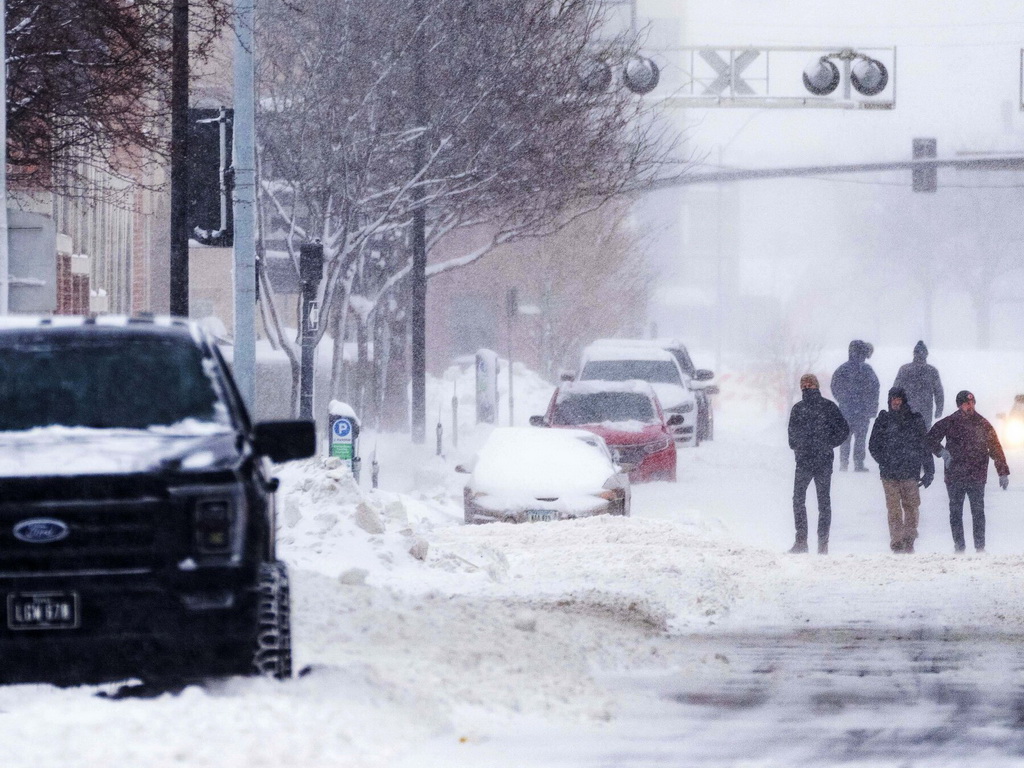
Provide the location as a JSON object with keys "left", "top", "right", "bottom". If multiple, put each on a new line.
{"left": 0, "top": 317, "right": 314, "bottom": 684}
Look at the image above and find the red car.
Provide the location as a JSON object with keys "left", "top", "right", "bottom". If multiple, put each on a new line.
{"left": 530, "top": 380, "right": 680, "bottom": 482}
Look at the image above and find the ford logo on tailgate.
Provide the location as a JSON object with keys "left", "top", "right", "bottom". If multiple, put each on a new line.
{"left": 13, "top": 519, "right": 70, "bottom": 544}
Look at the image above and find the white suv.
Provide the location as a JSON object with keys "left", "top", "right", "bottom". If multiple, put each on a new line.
{"left": 590, "top": 338, "right": 718, "bottom": 441}
{"left": 578, "top": 344, "right": 699, "bottom": 445}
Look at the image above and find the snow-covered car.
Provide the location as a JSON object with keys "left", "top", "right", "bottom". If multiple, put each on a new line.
{"left": 459, "top": 427, "right": 630, "bottom": 524}
{"left": 578, "top": 343, "right": 699, "bottom": 445}
{"left": 997, "top": 394, "right": 1024, "bottom": 448}
{"left": 590, "top": 337, "right": 718, "bottom": 441}
{"left": 0, "top": 316, "right": 315, "bottom": 685}
{"left": 530, "top": 380, "right": 678, "bottom": 483}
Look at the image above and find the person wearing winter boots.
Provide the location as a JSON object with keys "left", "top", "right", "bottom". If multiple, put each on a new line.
{"left": 893, "top": 341, "right": 944, "bottom": 430}
{"left": 788, "top": 374, "right": 850, "bottom": 554}
{"left": 927, "top": 390, "right": 1010, "bottom": 553}
{"left": 868, "top": 387, "right": 935, "bottom": 553}
{"left": 831, "top": 340, "right": 880, "bottom": 472}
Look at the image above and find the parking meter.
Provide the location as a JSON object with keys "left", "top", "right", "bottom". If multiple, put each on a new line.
{"left": 475, "top": 349, "right": 499, "bottom": 424}
{"left": 328, "top": 400, "right": 361, "bottom": 482}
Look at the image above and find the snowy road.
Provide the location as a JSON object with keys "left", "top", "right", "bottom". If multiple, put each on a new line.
{"left": 413, "top": 627, "right": 1024, "bottom": 768}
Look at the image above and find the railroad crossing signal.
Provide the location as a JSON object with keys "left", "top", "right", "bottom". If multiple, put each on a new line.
{"left": 699, "top": 49, "right": 760, "bottom": 96}
{"left": 653, "top": 46, "right": 896, "bottom": 109}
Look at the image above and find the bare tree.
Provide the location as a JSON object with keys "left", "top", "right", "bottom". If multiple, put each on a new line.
{"left": 255, "top": 0, "right": 677, "bottom": 413}
{"left": 6, "top": 0, "right": 229, "bottom": 195}
{"left": 753, "top": 322, "right": 824, "bottom": 414}
{"left": 850, "top": 183, "right": 1024, "bottom": 349}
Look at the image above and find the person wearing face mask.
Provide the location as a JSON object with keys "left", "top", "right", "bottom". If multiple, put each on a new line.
{"left": 927, "top": 390, "right": 1010, "bottom": 553}
{"left": 869, "top": 387, "right": 934, "bottom": 554}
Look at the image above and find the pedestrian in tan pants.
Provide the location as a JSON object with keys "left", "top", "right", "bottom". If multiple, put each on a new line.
{"left": 868, "top": 387, "right": 935, "bottom": 553}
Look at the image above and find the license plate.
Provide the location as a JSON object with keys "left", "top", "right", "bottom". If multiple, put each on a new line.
{"left": 526, "top": 510, "right": 556, "bottom": 523}
{"left": 7, "top": 592, "right": 80, "bottom": 630}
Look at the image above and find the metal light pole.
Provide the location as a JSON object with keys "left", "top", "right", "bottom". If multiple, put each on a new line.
{"left": 169, "top": 0, "right": 190, "bottom": 317}
{"left": 232, "top": 0, "right": 257, "bottom": 407}
{"left": 409, "top": 0, "right": 427, "bottom": 443}
{"left": 0, "top": 0, "right": 8, "bottom": 316}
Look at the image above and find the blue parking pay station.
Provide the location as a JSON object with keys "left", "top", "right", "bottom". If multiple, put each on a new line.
{"left": 328, "top": 400, "right": 361, "bottom": 481}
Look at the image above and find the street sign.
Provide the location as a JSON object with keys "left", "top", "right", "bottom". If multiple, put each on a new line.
{"left": 330, "top": 416, "right": 355, "bottom": 460}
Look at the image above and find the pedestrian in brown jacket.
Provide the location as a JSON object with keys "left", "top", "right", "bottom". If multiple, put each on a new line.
{"left": 926, "top": 390, "right": 1010, "bottom": 553}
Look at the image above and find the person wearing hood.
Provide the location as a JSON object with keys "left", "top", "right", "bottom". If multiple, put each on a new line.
{"left": 893, "top": 341, "right": 944, "bottom": 430}
{"left": 831, "top": 340, "right": 880, "bottom": 472}
{"left": 927, "top": 390, "right": 1010, "bottom": 553}
{"left": 787, "top": 374, "right": 850, "bottom": 554}
{"left": 869, "top": 387, "right": 935, "bottom": 553}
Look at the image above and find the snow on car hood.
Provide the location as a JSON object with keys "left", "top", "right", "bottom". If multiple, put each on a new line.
{"left": 649, "top": 382, "right": 693, "bottom": 410}
{"left": 471, "top": 427, "right": 614, "bottom": 498}
{"left": 0, "top": 423, "right": 238, "bottom": 478}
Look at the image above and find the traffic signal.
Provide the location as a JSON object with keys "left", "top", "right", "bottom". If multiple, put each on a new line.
{"left": 850, "top": 58, "right": 888, "bottom": 96}
{"left": 803, "top": 58, "right": 840, "bottom": 96}
{"left": 802, "top": 53, "right": 889, "bottom": 98}
{"left": 622, "top": 57, "right": 660, "bottom": 94}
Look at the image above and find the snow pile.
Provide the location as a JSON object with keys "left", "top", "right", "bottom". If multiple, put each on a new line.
{"left": 276, "top": 456, "right": 448, "bottom": 583}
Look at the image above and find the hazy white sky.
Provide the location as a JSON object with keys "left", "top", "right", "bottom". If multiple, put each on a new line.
{"left": 633, "top": 1, "right": 1024, "bottom": 356}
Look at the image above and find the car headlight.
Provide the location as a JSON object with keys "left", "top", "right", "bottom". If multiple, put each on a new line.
{"left": 643, "top": 438, "right": 673, "bottom": 454}
{"left": 1007, "top": 419, "right": 1024, "bottom": 445}
{"left": 598, "top": 488, "right": 625, "bottom": 501}
{"left": 189, "top": 485, "right": 247, "bottom": 557}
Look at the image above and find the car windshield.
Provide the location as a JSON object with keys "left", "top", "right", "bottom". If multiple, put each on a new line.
{"left": 0, "top": 336, "right": 228, "bottom": 431}
{"left": 553, "top": 392, "right": 656, "bottom": 425}
{"left": 581, "top": 359, "right": 681, "bottom": 385}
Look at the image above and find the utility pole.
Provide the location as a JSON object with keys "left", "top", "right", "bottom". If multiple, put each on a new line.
{"left": 410, "top": 0, "right": 428, "bottom": 444}
{"left": 169, "top": 0, "right": 190, "bottom": 317}
{"left": 506, "top": 288, "right": 517, "bottom": 426}
{"left": 232, "top": 0, "right": 257, "bottom": 407}
{"left": 0, "top": 0, "right": 8, "bottom": 315}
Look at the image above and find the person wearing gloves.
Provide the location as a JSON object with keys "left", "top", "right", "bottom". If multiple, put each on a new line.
{"left": 869, "top": 387, "right": 935, "bottom": 554}
{"left": 927, "top": 390, "right": 1010, "bottom": 553}
{"left": 831, "top": 340, "right": 880, "bottom": 472}
{"left": 893, "top": 340, "right": 944, "bottom": 430}
{"left": 788, "top": 374, "right": 850, "bottom": 555}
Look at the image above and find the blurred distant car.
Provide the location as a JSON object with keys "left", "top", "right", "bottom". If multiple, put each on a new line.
{"left": 997, "top": 395, "right": 1024, "bottom": 448}
{"left": 578, "top": 343, "right": 699, "bottom": 445}
{"left": 531, "top": 380, "right": 679, "bottom": 483}
{"left": 590, "top": 338, "right": 718, "bottom": 440}
{"left": 458, "top": 427, "right": 630, "bottom": 524}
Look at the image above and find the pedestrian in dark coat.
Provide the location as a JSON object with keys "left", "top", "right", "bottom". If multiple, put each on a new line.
{"left": 831, "top": 340, "right": 880, "bottom": 472}
{"left": 927, "top": 390, "right": 1010, "bottom": 553}
{"left": 868, "top": 387, "right": 935, "bottom": 553}
{"left": 788, "top": 374, "right": 850, "bottom": 554}
{"left": 893, "top": 340, "right": 944, "bottom": 430}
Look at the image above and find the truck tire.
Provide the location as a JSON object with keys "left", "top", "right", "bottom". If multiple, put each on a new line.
{"left": 253, "top": 561, "right": 292, "bottom": 680}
